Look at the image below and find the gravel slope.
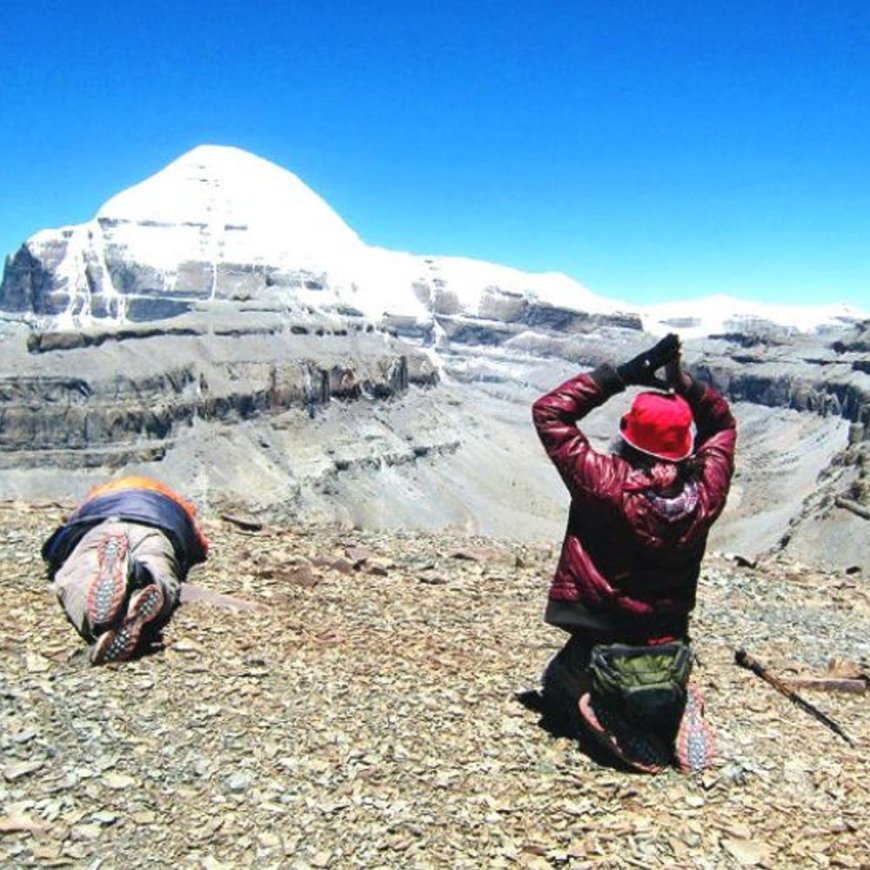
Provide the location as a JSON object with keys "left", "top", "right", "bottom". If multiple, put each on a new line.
{"left": 1, "top": 503, "right": 867, "bottom": 868}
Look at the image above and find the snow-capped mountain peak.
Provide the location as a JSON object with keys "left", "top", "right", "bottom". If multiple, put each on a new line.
{"left": 1, "top": 145, "right": 866, "bottom": 336}
{"left": 97, "top": 144, "right": 364, "bottom": 266}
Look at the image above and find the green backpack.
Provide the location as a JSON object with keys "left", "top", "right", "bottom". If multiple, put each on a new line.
{"left": 589, "top": 641, "right": 694, "bottom": 733}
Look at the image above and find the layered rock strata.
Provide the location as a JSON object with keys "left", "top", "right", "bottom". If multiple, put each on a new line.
{"left": 0, "top": 310, "right": 437, "bottom": 472}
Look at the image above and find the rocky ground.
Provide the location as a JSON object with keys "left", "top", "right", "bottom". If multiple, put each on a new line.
{"left": 1, "top": 501, "right": 868, "bottom": 869}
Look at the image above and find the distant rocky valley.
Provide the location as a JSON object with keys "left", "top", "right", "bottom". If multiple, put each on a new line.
{"left": 1, "top": 304, "right": 867, "bottom": 572}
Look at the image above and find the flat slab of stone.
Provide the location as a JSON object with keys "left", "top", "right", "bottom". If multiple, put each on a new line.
{"left": 180, "top": 584, "right": 265, "bottom": 612}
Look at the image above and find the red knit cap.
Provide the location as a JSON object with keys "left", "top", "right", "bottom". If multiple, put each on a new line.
{"left": 620, "top": 392, "right": 694, "bottom": 462}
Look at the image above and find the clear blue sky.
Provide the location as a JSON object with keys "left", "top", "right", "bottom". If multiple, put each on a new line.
{"left": 2, "top": 0, "right": 868, "bottom": 309}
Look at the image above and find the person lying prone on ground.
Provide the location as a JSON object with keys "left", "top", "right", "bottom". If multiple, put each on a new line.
{"left": 42, "top": 476, "right": 208, "bottom": 664}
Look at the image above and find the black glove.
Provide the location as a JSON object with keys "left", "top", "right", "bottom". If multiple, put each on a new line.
{"left": 617, "top": 333, "right": 680, "bottom": 388}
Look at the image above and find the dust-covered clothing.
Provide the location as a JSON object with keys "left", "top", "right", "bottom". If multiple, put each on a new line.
{"left": 50, "top": 520, "right": 180, "bottom": 642}
{"left": 42, "top": 477, "right": 208, "bottom": 661}
{"left": 42, "top": 478, "right": 207, "bottom": 580}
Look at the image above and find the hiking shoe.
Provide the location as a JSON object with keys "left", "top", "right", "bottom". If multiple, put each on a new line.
{"left": 578, "top": 692, "right": 671, "bottom": 774}
{"left": 86, "top": 533, "right": 130, "bottom": 633}
{"left": 675, "top": 684, "right": 716, "bottom": 774}
{"left": 90, "top": 583, "right": 165, "bottom": 665}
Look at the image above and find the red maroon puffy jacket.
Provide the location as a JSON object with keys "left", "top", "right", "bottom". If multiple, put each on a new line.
{"left": 532, "top": 364, "right": 736, "bottom": 627}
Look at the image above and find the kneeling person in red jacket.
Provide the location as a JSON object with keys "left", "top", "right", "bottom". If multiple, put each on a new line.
{"left": 43, "top": 476, "right": 209, "bottom": 665}
{"left": 532, "top": 334, "right": 736, "bottom": 773}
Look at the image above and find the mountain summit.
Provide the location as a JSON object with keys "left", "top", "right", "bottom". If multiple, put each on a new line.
{"left": 1, "top": 145, "right": 371, "bottom": 325}
{"left": 97, "top": 145, "right": 365, "bottom": 267}
{"left": 0, "top": 144, "right": 611, "bottom": 330}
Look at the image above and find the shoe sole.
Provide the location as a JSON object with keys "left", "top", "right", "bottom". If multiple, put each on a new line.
{"left": 91, "top": 584, "right": 165, "bottom": 665}
{"left": 675, "top": 685, "right": 716, "bottom": 774}
{"left": 86, "top": 534, "right": 130, "bottom": 632}
{"left": 579, "top": 693, "right": 670, "bottom": 774}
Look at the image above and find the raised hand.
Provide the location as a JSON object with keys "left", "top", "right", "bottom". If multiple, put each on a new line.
{"left": 617, "top": 333, "right": 680, "bottom": 388}
{"left": 665, "top": 347, "right": 692, "bottom": 393}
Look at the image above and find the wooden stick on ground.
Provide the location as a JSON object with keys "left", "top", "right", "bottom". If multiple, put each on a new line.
{"left": 735, "top": 650, "right": 856, "bottom": 747}
{"left": 782, "top": 677, "right": 867, "bottom": 695}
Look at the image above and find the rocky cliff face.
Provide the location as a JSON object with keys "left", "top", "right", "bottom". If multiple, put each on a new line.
{"left": 1, "top": 145, "right": 868, "bottom": 569}
{"left": 430, "top": 315, "right": 870, "bottom": 440}
{"left": 0, "top": 309, "right": 437, "bottom": 470}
